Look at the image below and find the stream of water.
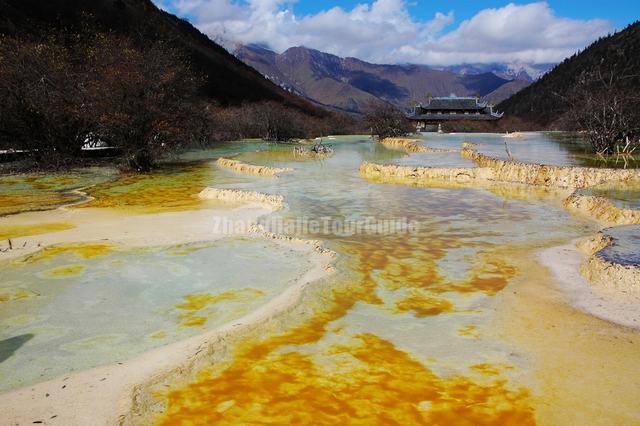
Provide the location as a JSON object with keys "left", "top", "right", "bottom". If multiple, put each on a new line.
{"left": 1, "top": 134, "right": 639, "bottom": 424}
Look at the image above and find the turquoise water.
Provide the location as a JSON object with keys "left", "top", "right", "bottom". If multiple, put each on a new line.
{"left": 0, "top": 238, "right": 312, "bottom": 392}
{"left": 390, "top": 151, "right": 476, "bottom": 168}
{"left": 232, "top": 138, "right": 596, "bottom": 368}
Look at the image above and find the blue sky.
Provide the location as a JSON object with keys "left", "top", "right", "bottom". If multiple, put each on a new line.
{"left": 154, "top": 1, "right": 639, "bottom": 65}
{"left": 294, "top": 1, "right": 638, "bottom": 30}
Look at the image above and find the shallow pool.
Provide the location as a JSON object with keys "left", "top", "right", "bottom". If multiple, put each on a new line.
{"left": 597, "top": 225, "right": 640, "bottom": 266}
{"left": 581, "top": 180, "right": 640, "bottom": 210}
{"left": 0, "top": 238, "right": 312, "bottom": 392}
{"left": 151, "top": 135, "right": 617, "bottom": 424}
{"left": 418, "top": 132, "right": 640, "bottom": 169}
{"left": 2, "top": 135, "right": 638, "bottom": 424}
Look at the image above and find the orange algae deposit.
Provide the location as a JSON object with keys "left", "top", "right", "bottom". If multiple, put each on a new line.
{"left": 395, "top": 290, "right": 455, "bottom": 317}
{"left": 458, "top": 325, "right": 481, "bottom": 338}
{"left": 44, "top": 264, "right": 86, "bottom": 277}
{"left": 176, "top": 289, "right": 266, "bottom": 328}
{"left": 0, "top": 288, "right": 35, "bottom": 303}
{"left": 470, "top": 363, "right": 512, "bottom": 377}
{"left": 152, "top": 198, "right": 527, "bottom": 423}
{"left": 77, "top": 162, "right": 211, "bottom": 214}
{"left": 443, "top": 258, "right": 517, "bottom": 296}
{"left": 17, "top": 243, "right": 113, "bottom": 264}
{"left": 342, "top": 234, "right": 518, "bottom": 316}
{"left": 0, "top": 223, "right": 74, "bottom": 240}
{"left": 0, "top": 192, "right": 80, "bottom": 216}
{"left": 158, "top": 238, "right": 532, "bottom": 424}
{"left": 159, "top": 333, "right": 534, "bottom": 425}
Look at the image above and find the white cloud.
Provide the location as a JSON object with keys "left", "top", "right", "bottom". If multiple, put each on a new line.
{"left": 154, "top": 0, "right": 613, "bottom": 65}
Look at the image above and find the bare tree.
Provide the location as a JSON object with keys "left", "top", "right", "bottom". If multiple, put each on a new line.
{"left": 88, "top": 36, "right": 210, "bottom": 170}
{"left": 363, "top": 101, "right": 413, "bottom": 139}
{"left": 567, "top": 60, "right": 640, "bottom": 154}
{"left": 207, "top": 101, "right": 353, "bottom": 143}
{"left": 0, "top": 31, "right": 210, "bottom": 171}
{"left": 0, "top": 35, "right": 96, "bottom": 165}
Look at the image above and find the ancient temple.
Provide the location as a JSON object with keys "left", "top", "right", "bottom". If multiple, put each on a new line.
{"left": 408, "top": 96, "right": 503, "bottom": 131}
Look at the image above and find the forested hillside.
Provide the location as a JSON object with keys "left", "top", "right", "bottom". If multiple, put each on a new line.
{"left": 499, "top": 21, "right": 640, "bottom": 128}
{"left": 0, "top": 0, "right": 320, "bottom": 111}
{"left": 0, "top": 0, "right": 355, "bottom": 170}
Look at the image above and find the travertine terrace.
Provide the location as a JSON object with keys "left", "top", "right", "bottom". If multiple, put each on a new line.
{"left": 578, "top": 230, "right": 640, "bottom": 296}
{"left": 362, "top": 145, "right": 640, "bottom": 190}
{"left": 199, "top": 187, "right": 285, "bottom": 210}
{"left": 216, "top": 158, "right": 293, "bottom": 177}
{"left": 359, "top": 161, "right": 493, "bottom": 185}
{"left": 460, "top": 147, "right": 640, "bottom": 189}
{"left": 564, "top": 192, "right": 640, "bottom": 226}
{"left": 3, "top": 135, "right": 640, "bottom": 425}
{"left": 380, "top": 137, "right": 454, "bottom": 153}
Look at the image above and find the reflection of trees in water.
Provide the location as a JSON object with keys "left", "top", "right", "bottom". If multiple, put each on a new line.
{"left": 542, "top": 133, "right": 640, "bottom": 169}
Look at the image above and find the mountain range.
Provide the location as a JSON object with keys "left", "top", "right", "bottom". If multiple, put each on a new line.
{"left": 235, "top": 44, "right": 548, "bottom": 114}
{"left": 6, "top": 0, "right": 627, "bottom": 132}
{"left": 437, "top": 63, "right": 554, "bottom": 82}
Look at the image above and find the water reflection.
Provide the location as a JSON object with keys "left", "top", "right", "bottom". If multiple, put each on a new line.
{"left": 416, "top": 132, "right": 640, "bottom": 169}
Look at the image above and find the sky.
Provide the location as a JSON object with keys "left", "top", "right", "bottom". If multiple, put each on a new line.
{"left": 153, "top": 0, "right": 640, "bottom": 66}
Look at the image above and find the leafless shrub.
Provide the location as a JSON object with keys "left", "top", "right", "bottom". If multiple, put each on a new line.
{"left": 207, "top": 102, "right": 358, "bottom": 142}
{"left": 567, "top": 61, "right": 640, "bottom": 154}
{"left": 362, "top": 101, "right": 413, "bottom": 139}
{"left": 0, "top": 31, "right": 210, "bottom": 171}
{"left": 0, "top": 29, "right": 360, "bottom": 170}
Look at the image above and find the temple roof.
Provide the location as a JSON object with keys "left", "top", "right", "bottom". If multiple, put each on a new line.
{"left": 408, "top": 113, "right": 502, "bottom": 121}
{"left": 418, "top": 97, "right": 487, "bottom": 111}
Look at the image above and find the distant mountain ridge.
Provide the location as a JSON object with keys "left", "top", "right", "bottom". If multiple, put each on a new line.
{"left": 235, "top": 44, "right": 541, "bottom": 114}
{"left": 437, "top": 63, "right": 554, "bottom": 82}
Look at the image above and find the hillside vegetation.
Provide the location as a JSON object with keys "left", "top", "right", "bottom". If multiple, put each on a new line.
{"left": 0, "top": 0, "right": 320, "bottom": 110}
{"left": 0, "top": 0, "right": 355, "bottom": 170}
{"left": 499, "top": 21, "right": 640, "bottom": 129}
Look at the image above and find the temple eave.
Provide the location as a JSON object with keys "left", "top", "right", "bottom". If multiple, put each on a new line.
{"left": 408, "top": 114, "right": 503, "bottom": 122}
